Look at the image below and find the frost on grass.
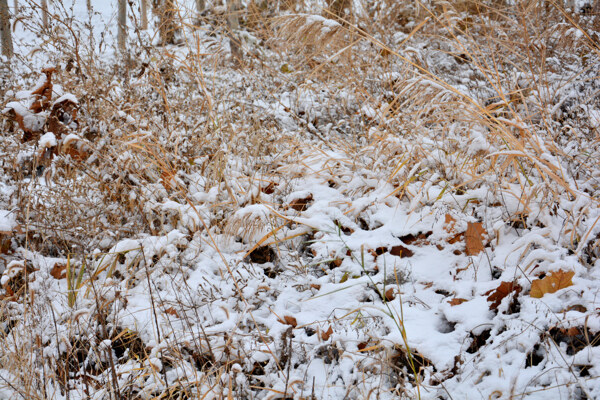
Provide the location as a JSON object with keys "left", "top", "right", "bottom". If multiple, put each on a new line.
{"left": 1, "top": 1, "right": 600, "bottom": 399}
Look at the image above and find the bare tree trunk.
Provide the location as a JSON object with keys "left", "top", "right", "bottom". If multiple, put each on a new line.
{"left": 118, "top": 0, "right": 127, "bottom": 51}
{"left": 41, "top": 0, "right": 48, "bottom": 29}
{"left": 154, "top": 0, "right": 178, "bottom": 45}
{"left": 140, "top": 0, "right": 148, "bottom": 30}
{"left": 227, "top": 0, "right": 242, "bottom": 64}
{"left": 227, "top": 0, "right": 240, "bottom": 30}
{"left": 0, "top": 0, "right": 13, "bottom": 58}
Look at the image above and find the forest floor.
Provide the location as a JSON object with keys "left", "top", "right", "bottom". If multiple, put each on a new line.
{"left": 1, "top": 1, "right": 600, "bottom": 399}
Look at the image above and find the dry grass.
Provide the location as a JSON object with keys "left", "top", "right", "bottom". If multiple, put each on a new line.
{"left": 1, "top": 0, "right": 599, "bottom": 398}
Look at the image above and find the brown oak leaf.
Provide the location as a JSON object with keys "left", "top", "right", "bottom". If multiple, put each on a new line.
{"left": 465, "top": 222, "right": 486, "bottom": 256}
{"left": 530, "top": 270, "right": 575, "bottom": 298}
{"left": 282, "top": 315, "right": 297, "bottom": 327}
{"left": 485, "top": 281, "right": 522, "bottom": 310}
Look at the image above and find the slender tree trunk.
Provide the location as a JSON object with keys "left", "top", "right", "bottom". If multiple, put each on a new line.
{"left": 154, "top": 0, "right": 178, "bottom": 45}
{"left": 140, "top": 0, "right": 148, "bottom": 30}
{"left": 0, "top": 0, "right": 13, "bottom": 58}
{"left": 227, "top": 0, "right": 240, "bottom": 30}
{"left": 227, "top": 0, "right": 242, "bottom": 64}
{"left": 118, "top": 0, "right": 127, "bottom": 51}
{"left": 41, "top": 0, "right": 48, "bottom": 30}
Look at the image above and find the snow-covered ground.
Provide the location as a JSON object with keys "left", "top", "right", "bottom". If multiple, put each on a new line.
{"left": 1, "top": 1, "right": 600, "bottom": 399}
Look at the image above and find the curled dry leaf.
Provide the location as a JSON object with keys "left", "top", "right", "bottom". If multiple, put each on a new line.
{"left": 530, "top": 270, "right": 575, "bottom": 298}
{"left": 321, "top": 325, "right": 333, "bottom": 341}
{"left": 50, "top": 263, "right": 67, "bottom": 279}
{"left": 282, "top": 315, "right": 297, "bottom": 327}
{"left": 164, "top": 307, "right": 179, "bottom": 317}
{"left": 485, "top": 281, "right": 522, "bottom": 310}
{"left": 30, "top": 67, "right": 56, "bottom": 113}
{"left": 385, "top": 287, "right": 395, "bottom": 301}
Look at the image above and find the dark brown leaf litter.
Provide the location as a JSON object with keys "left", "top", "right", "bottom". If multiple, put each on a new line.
{"left": 246, "top": 246, "right": 276, "bottom": 264}
{"left": 289, "top": 194, "right": 313, "bottom": 211}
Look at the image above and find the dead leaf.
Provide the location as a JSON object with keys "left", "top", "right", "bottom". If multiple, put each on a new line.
{"left": 530, "top": 270, "right": 575, "bottom": 298}
{"left": 61, "top": 136, "right": 89, "bottom": 161}
{"left": 289, "top": 194, "right": 313, "bottom": 211}
{"left": 0, "top": 232, "right": 11, "bottom": 255}
{"left": 50, "top": 263, "right": 67, "bottom": 279}
{"left": 47, "top": 98, "right": 79, "bottom": 139}
{"left": 448, "top": 298, "right": 468, "bottom": 306}
{"left": 399, "top": 231, "right": 432, "bottom": 245}
{"left": 390, "top": 245, "right": 414, "bottom": 258}
{"left": 321, "top": 325, "right": 333, "bottom": 341}
{"left": 261, "top": 182, "right": 275, "bottom": 194}
{"left": 485, "top": 281, "right": 522, "bottom": 310}
{"left": 339, "top": 271, "right": 349, "bottom": 283}
{"left": 164, "top": 307, "right": 179, "bottom": 317}
{"left": 563, "top": 304, "right": 587, "bottom": 313}
{"left": 310, "top": 283, "right": 321, "bottom": 290}
{"left": 465, "top": 222, "right": 486, "bottom": 256}
{"left": 30, "top": 67, "right": 56, "bottom": 113}
{"left": 444, "top": 214, "right": 457, "bottom": 233}
{"left": 283, "top": 316, "right": 297, "bottom": 327}
{"left": 161, "top": 170, "right": 176, "bottom": 191}
{"left": 385, "top": 288, "right": 395, "bottom": 301}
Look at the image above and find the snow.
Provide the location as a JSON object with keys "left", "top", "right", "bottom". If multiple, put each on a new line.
{"left": 38, "top": 132, "right": 57, "bottom": 148}
{"left": 1, "top": 1, "right": 600, "bottom": 399}
{"left": 0, "top": 210, "right": 17, "bottom": 232}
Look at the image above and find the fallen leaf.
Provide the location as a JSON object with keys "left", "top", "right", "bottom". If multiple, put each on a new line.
{"left": 50, "top": 263, "right": 67, "bottom": 279}
{"left": 47, "top": 98, "right": 79, "bottom": 139}
{"left": 563, "top": 304, "right": 587, "bottom": 313}
{"left": 339, "top": 271, "right": 349, "bottom": 283}
{"left": 448, "top": 298, "right": 468, "bottom": 306}
{"left": 530, "top": 270, "right": 575, "bottom": 298}
{"left": 0, "top": 232, "right": 11, "bottom": 255}
{"left": 164, "top": 307, "right": 179, "bottom": 317}
{"left": 385, "top": 288, "right": 395, "bottom": 301}
{"left": 465, "top": 222, "right": 486, "bottom": 256}
{"left": 261, "top": 182, "right": 275, "bottom": 194}
{"left": 310, "top": 283, "right": 321, "bottom": 290}
{"left": 444, "top": 214, "right": 457, "bottom": 233}
{"left": 399, "top": 231, "right": 432, "bottom": 245}
{"left": 283, "top": 316, "right": 297, "bottom": 327}
{"left": 390, "top": 245, "right": 414, "bottom": 258}
{"left": 289, "top": 194, "right": 313, "bottom": 211}
{"left": 321, "top": 325, "right": 333, "bottom": 341}
{"left": 30, "top": 67, "right": 55, "bottom": 113}
{"left": 485, "top": 281, "right": 522, "bottom": 310}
